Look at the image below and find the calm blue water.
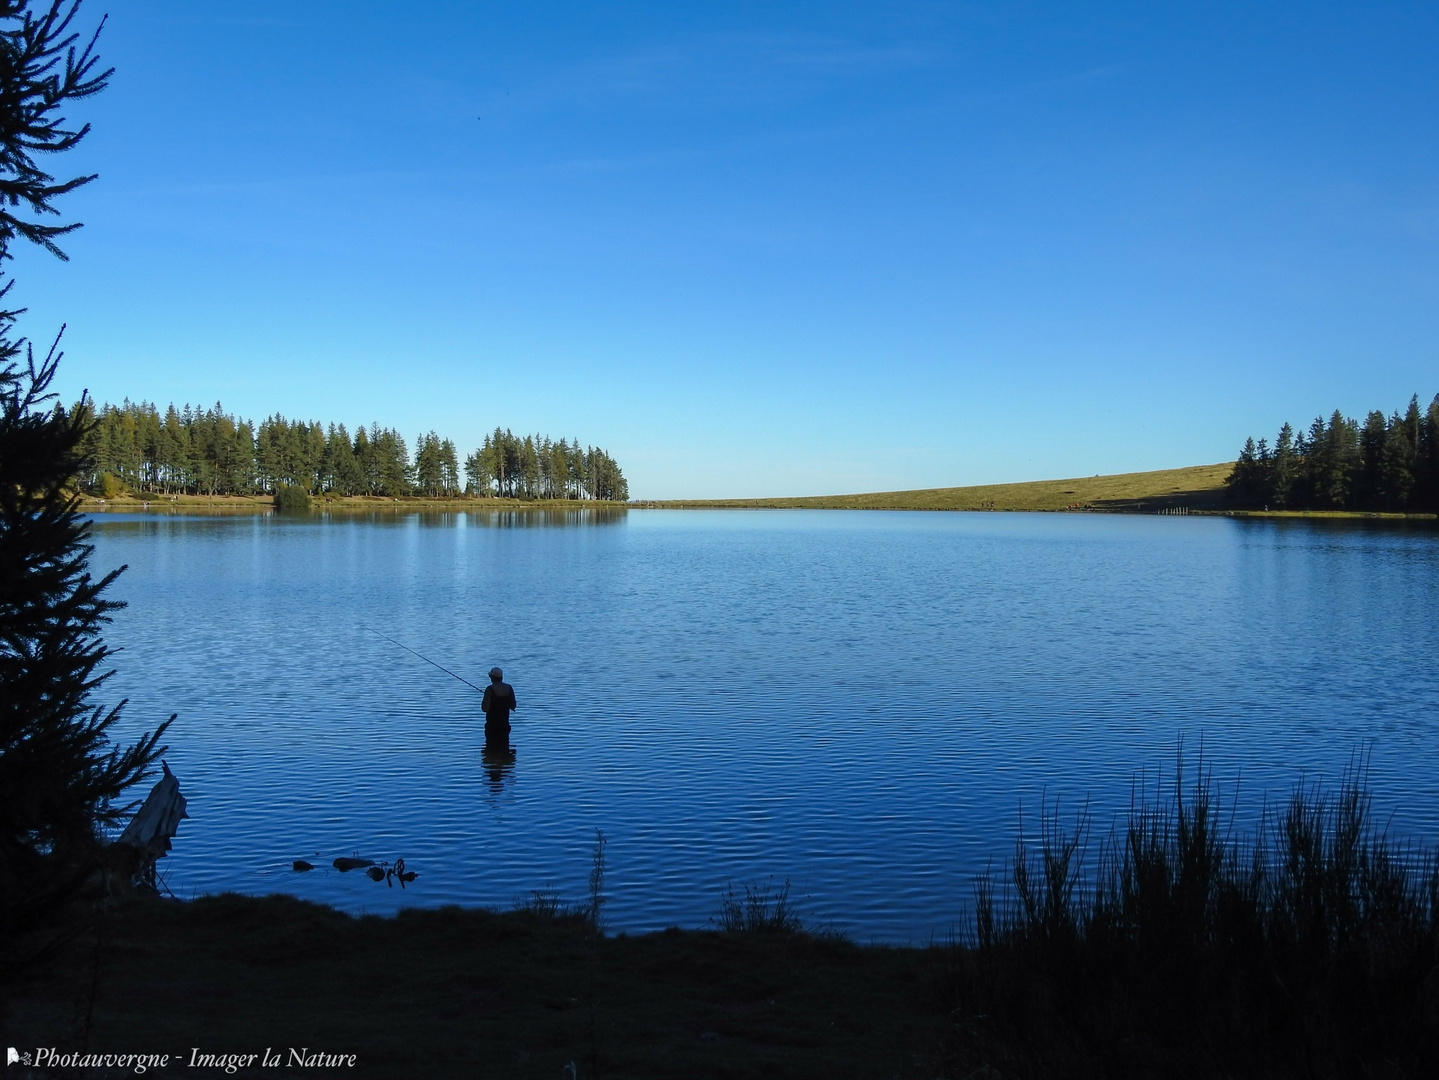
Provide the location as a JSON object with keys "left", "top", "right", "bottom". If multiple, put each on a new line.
{"left": 89, "top": 509, "right": 1439, "bottom": 942}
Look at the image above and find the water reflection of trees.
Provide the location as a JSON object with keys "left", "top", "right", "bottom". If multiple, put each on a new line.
{"left": 465, "top": 508, "right": 627, "bottom": 529}
{"left": 338, "top": 508, "right": 630, "bottom": 528}
{"left": 86, "top": 507, "right": 630, "bottom": 534}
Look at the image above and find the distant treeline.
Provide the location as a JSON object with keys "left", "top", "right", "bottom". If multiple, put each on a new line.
{"left": 1226, "top": 393, "right": 1439, "bottom": 512}
{"left": 74, "top": 400, "right": 628, "bottom": 501}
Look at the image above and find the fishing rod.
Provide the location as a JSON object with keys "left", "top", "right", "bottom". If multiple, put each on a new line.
{"left": 364, "top": 626, "right": 487, "bottom": 694}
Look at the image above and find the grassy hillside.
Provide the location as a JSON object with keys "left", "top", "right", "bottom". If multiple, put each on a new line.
{"left": 650, "top": 461, "right": 1235, "bottom": 512}
{"left": 75, "top": 462, "right": 1239, "bottom": 514}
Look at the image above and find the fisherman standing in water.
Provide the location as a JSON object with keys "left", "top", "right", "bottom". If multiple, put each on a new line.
{"left": 481, "top": 667, "right": 517, "bottom": 751}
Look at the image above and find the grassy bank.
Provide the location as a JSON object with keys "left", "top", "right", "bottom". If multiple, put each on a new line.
{"left": 74, "top": 468, "right": 1439, "bottom": 517}
{"left": 75, "top": 462, "right": 1235, "bottom": 514}
{"left": 8, "top": 894, "right": 945, "bottom": 1079}
{"left": 1223, "top": 507, "right": 1436, "bottom": 520}
{"left": 77, "top": 493, "right": 631, "bottom": 513}
{"left": 648, "top": 462, "right": 1236, "bottom": 512}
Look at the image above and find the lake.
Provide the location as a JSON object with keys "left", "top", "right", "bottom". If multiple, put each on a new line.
{"left": 90, "top": 509, "right": 1439, "bottom": 942}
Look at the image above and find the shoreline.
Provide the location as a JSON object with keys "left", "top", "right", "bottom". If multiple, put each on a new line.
{"left": 71, "top": 458, "right": 1435, "bottom": 520}
{"left": 79, "top": 494, "right": 632, "bottom": 512}
{"left": 76, "top": 493, "right": 1436, "bottom": 521}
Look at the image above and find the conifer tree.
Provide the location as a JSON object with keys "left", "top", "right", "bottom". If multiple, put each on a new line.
{"left": 1357, "top": 410, "right": 1388, "bottom": 507}
{"left": 0, "top": 0, "right": 171, "bottom": 974}
{"left": 1225, "top": 436, "right": 1263, "bottom": 505}
{"left": 462, "top": 448, "right": 482, "bottom": 495}
{"left": 1421, "top": 395, "right": 1439, "bottom": 511}
{"left": 439, "top": 437, "right": 459, "bottom": 495}
{"left": 413, "top": 430, "right": 443, "bottom": 495}
{"left": 1277, "top": 419, "right": 1300, "bottom": 509}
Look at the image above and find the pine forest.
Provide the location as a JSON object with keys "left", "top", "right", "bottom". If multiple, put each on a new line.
{"left": 74, "top": 400, "right": 629, "bottom": 502}
{"left": 1226, "top": 392, "right": 1439, "bottom": 513}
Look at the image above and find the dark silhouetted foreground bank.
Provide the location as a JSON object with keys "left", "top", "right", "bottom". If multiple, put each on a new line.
{"left": 942, "top": 757, "right": 1439, "bottom": 1078}
{"left": 9, "top": 759, "right": 1437, "bottom": 1079}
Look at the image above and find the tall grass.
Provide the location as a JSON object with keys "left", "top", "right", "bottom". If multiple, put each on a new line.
{"left": 947, "top": 752, "right": 1439, "bottom": 1078}
{"left": 714, "top": 878, "right": 804, "bottom": 934}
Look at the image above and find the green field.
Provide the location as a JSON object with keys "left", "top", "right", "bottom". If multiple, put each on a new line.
{"left": 648, "top": 461, "right": 1237, "bottom": 512}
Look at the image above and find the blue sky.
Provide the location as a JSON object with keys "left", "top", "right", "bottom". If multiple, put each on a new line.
{"left": 20, "top": 1, "right": 1439, "bottom": 498}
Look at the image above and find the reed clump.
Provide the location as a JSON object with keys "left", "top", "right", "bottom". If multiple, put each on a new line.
{"left": 944, "top": 755, "right": 1439, "bottom": 1078}
{"left": 508, "top": 831, "right": 608, "bottom": 932}
{"left": 512, "top": 888, "right": 586, "bottom": 923}
{"left": 715, "top": 878, "right": 804, "bottom": 934}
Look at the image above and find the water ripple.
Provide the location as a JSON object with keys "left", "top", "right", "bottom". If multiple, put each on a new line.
{"left": 88, "top": 510, "right": 1439, "bottom": 942}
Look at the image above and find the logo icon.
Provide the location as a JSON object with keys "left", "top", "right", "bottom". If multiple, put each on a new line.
{"left": 6, "top": 1047, "right": 22, "bottom": 1065}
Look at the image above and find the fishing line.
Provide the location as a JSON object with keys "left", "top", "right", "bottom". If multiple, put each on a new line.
{"left": 364, "top": 626, "right": 486, "bottom": 694}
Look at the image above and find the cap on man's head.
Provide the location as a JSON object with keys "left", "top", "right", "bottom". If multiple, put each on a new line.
{"left": 489, "top": 667, "right": 503, "bottom": 680}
